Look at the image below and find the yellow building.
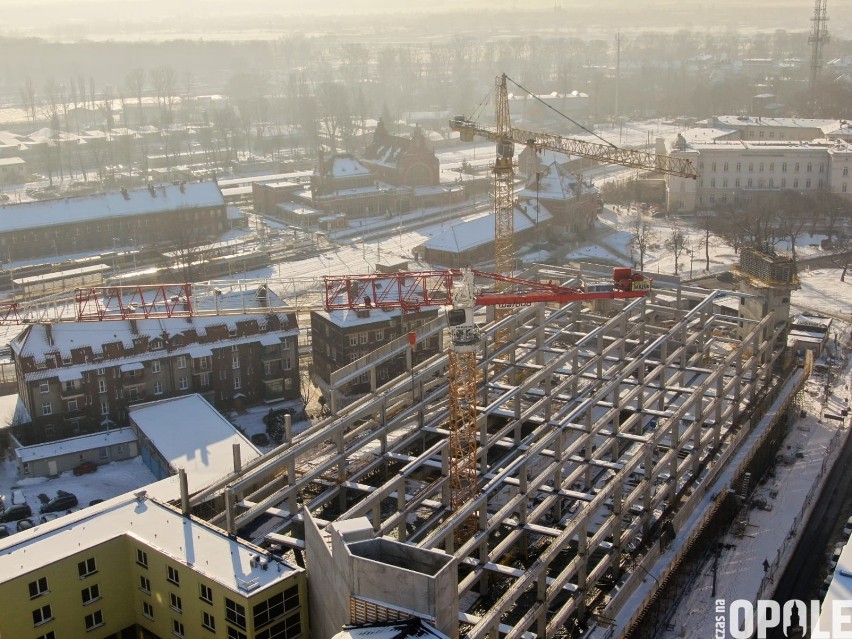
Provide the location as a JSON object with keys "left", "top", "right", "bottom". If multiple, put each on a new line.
{"left": 0, "top": 491, "right": 307, "bottom": 639}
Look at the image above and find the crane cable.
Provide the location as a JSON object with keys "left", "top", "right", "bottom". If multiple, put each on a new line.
{"left": 504, "top": 74, "right": 617, "bottom": 149}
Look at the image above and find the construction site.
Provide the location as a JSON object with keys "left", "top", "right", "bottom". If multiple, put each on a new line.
{"left": 166, "top": 254, "right": 797, "bottom": 639}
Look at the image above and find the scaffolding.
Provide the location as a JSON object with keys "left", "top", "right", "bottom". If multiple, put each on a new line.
{"left": 191, "top": 269, "right": 786, "bottom": 639}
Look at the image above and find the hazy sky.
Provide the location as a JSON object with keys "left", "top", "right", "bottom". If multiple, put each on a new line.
{"left": 0, "top": 0, "right": 845, "bottom": 42}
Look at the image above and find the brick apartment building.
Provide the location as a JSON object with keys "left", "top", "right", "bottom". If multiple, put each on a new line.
{"left": 0, "top": 181, "right": 226, "bottom": 262}
{"left": 310, "top": 306, "right": 440, "bottom": 396}
{"left": 10, "top": 305, "right": 299, "bottom": 443}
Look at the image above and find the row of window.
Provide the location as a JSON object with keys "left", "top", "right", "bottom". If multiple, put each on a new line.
{"left": 35, "top": 338, "right": 289, "bottom": 371}
{"left": 701, "top": 177, "right": 823, "bottom": 190}
{"left": 701, "top": 160, "right": 826, "bottom": 174}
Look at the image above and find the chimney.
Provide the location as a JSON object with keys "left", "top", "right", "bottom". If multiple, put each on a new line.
{"left": 45, "top": 323, "right": 54, "bottom": 346}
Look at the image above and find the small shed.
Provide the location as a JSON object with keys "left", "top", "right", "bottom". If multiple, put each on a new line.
{"left": 14, "top": 427, "right": 138, "bottom": 478}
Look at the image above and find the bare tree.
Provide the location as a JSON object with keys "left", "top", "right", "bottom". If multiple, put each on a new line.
{"left": 299, "top": 363, "right": 317, "bottom": 409}
{"left": 19, "top": 75, "right": 37, "bottom": 123}
{"left": 664, "top": 223, "right": 688, "bottom": 275}
{"left": 125, "top": 68, "right": 146, "bottom": 127}
{"left": 629, "top": 213, "right": 657, "bottom": 271}
{"left": 150, "top": 65, "right": 178, "bottom": 126}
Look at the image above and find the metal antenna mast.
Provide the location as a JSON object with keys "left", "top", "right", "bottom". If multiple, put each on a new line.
{"left": 808, "top": 0, "right": 830, "bottom": 113}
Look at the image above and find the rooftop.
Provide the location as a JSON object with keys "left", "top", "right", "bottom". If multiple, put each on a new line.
{"left": 16, "top": 427, "right": 137, "bottom": 464}
{"left": 0, "top": 492, "right": 299, "bottom": 594}
{"left": 0, "top": 182, "right": 224, "bottom": 234}
{"left": 130, "top": 394, "right": 260, "bottom": 493}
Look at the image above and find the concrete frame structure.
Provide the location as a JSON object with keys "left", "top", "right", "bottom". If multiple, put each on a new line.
{"left": 180, "top": 267, "right": 785, "bottom": 639}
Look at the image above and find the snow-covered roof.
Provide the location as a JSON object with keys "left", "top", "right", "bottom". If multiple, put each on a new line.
{"left": 11, "top": 315, "right": 288, "bottom": 360}
{"left": 321, "top": 154, "right": 371, "bottom": 179}
{"left": 703, "top": 116, "right": 842, "bottom": 132}
{"left": 0, "top": 182, "right": 224, "bottom": 234}
{"left": 422, "top": 202, "right": 552, "bottom": 253}
{"left": 16, "top": 427, "right": 137, "bottom": 464}
{"left": 315, "top": 306, "right": 440, "bottom": 329}
{"left": 678, "top": 127, "right": 738, "bottom": 144}
{"left": 0, "top": 393, "right": 30, "bottom": 430}
{"left": 517, "top": 161, "right": 597, "bottom": 201}
{"left": 0, "top": 491, "right": 299, "bottom": 593}
{"left": 0, "top": 157, "right": 24, "bottom": 166}
{"left": 130, "top": 394, "right": 260, "bottom": 493}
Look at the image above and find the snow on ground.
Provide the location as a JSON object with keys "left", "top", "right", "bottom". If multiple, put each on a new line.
{"left": 794, "top": 268, "right": 852, "bottom": 319}
{"left": 0, "top": 455, "right": 157, "bottom": 522}
{"left": 658, "top": 356, "right": 852, "bottom": 638}
{"left": 228, "top": 399, "right": 312, "bottom": 450}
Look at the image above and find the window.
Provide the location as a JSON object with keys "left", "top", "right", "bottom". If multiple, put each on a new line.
{"left": 139, "top": 575, "right": 151, "bottom": 594}
{"left": 78, "top": 557, "right": 97, "bottom": 578}
{"left": 39, "top": 381, "right": 49, "bottom": 394}
{"left": 769, "top": 162, "right": 774, "bottom": 172}
{"left": 255, "top": 615, "right": 302, "bottom": 639}
{"left": 844, "top": 167, "right": 849, "bottom": 177}
{"left": 68, "top": 397, "right": 79, "bottom": 411}
{"left": 782, "top": 162, "right": 787, "bottom": 172}
{"left": 177, "top": 356, "right": 187, "bottom": 369}
{"left": 29, "top": 577, "right": 49, "bottom": 599}
{"left": 233, "top": 373, "right": 242, "bottom": 390}
{"left": 220, "top": 369, "right": 228, "bottom": 381}
{"left": 253, "top": 586, "right": 299, "bottom": 630}
{"left": 747, "top": 178, "right": 753, "bottom": 187}
{"left": 200, "top": 356, "right": 210, "bottom": 370}
{"left": 42, "top": 401, "right": 52, "bottom": 416}
{"left": 97, "top": 378, "right": 107, "bottom": 394}
{"left": 736, "top": 162, "right": 741, "bottom": 172}
{"left": 795, "top": 162, "right": 800, "bottom": 172}
{"left": 81, "top": 584, "right": 101, "bottom": 605}
{"left": 200, "top": 583, "right": 213, "bottom": 604}
{"left": 723, "top": 162, "right": 728, "bottom": 171}
{"left": 819, "top": 163, "right": 824, "bottom": 173}
{"left": 173, "top": 619, "right": 185, "bottom": 638}
{"left": 758, "top": 162, "right": 763, "bottom": 172}
{"left": 100, "top": 399, "right": 109, "bottom": 416}
{"left": 226, "top": 598, "right": 247, "bottom": 629}
{"left": 844, "top": 183, "right": 848, "bottom": 193}
{"left": 735, "top": 178, "right": 740, "bottom": 187}
{"left": 748, "top": 163, "right": 753, "bottom": 172}
{"left": 167, "top": 566, "right": 180, "bottom": 585}
{"left": 151, "top": 360, "right": 161, "bottom": 374}
{"left": 348, "top": 335, "right": 358, "bottom": 347}
{"left": 154, "top": 381, "right": 163, "bottom": 395}
{"left": 137, "top": 549, "right": 148, "bottom": 567}
{"left": 203, "top": 611, "right": 217, "bottom": 631}
{"left": 33, "top": 604, "right": 53, "bottom": 626}
{"left": 128, "top": 387, "right": 139, "bottom": 401}
{"left": 170, "top": 592, "right": 182, "bottom": 612}
{"left": 36, "top": 632, "right": 55, "bottom": 639}
{"left": 283, "top": 357, "right": 292, "bottom": 371}
{"left": 84, "top": 610, "right": 104, "bottom": 631}
{"left": 781, "top": 178, "right": 786, "bottom": 188}
{"left": 142, "top": 601, "right": 154, "bottom": 620}
{"left": 228, "top": 627, "right": 248, "bottom": 639}
{"left": 200, "top": 372, "right": 211, "bottom": 389}
{"left": 232, "top": 354, "right": 240, "bottom": 369}
{"left": 178, "top": 377, "right": 189, "bottom": 391}
{"left": 794, "top": 178, "right": 799, "bottom": 188}
{"left": 710, "top": 178, "right": 715, "bottom": 188}
{"left": 284, "top": 378, "right": 292, "bottom": 391}
{"left": 806, "top": 179, "right": 811, "bottom": 188}
{"left": 769, "top": 178, "right": 774, "bottom": 187}
{"left": 807, "top": 162, "right": 812, "bottom": 172}
{"left": 231, "top": 344, "right": 239, "bottom": 352}
{"left": 359, "top": 332, "right": 368, "bottom": 345}
{"left": 722, "top": 178, "right": 728, "bottom": 188}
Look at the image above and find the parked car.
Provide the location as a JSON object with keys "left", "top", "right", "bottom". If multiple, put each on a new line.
{"left": 251, "top": 432, "right": 270, "bottom": 447}
{"left": 39, "top": 513, "right": 60, "bottom": 524}
{"left": 88, "top": 499, "right": 104, "bottom": 507}
{"left": 0, "top": 503, "right": 32, "bottom": 522}
{"left": 16, "top": 518, "right": 34, "bottom": 532}
{"left": 843, "top": 516, "right": 852, "bottom": 538}
{"left": 0, "top": 524, "right": 9, "bottom": 538}
{"left": 73, "top": 461, "right": 98, "bottom": 476}
{"left": 40, "top": 491, "right": 78, "bottom": 513}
